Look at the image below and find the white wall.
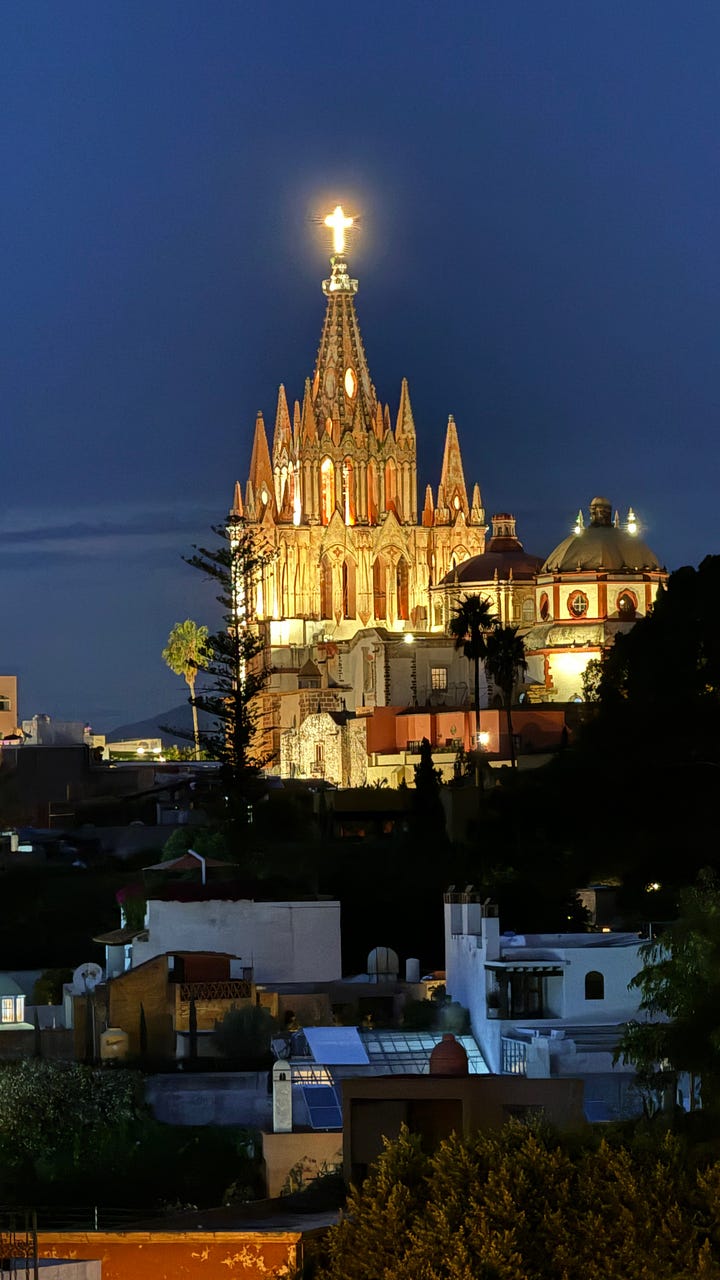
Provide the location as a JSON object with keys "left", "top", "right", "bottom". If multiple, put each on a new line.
{"left": 444, "top": 903, "right": 644, "bottom": 1073}
{"left": 132, "top": 899, "right": 342, "bottom": 983}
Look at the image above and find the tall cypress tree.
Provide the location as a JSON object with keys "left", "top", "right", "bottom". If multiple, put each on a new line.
{"left": 183, "top": 516, "right": 275, "bottom": 842}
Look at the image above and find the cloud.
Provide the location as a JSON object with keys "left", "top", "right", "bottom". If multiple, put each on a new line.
{"left": 0, "top": 502, "right": 221, "bottom": 559}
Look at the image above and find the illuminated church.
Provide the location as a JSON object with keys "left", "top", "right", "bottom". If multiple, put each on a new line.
{"left": 231, "top": 208, "right": 667, "bottom": 778}
{"left": 233, "top": 207, "right": 486, "bottom": 642}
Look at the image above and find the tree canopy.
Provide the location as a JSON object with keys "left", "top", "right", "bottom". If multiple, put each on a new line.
{"left": 183, "top": 517, "right": 274, "bottom": 843}
{"left": 485, "top": 624, "right": 527, "bottom": 769}
{"left": 619, "top": 869, "right": 720, "bottom": 1113}
{"left": 162, "top": 618, "right": 210, "bottom": 759}
{"left": 448, "top": 595, "right": 497, "bottom": 735}
{"left": 317, "top": 1124, "right": 720, "bottom": 1279}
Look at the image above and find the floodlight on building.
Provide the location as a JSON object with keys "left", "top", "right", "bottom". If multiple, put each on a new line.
{"left": 478, "top": 731, "right": 490, "bottom": 747}
{"left": 403, "top": 633, "right": 415, "bottom": 645}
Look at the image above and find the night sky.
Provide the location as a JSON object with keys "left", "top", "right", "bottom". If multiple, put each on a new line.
{"left": 2, "top": 2, "right": 718, "bottom": 727}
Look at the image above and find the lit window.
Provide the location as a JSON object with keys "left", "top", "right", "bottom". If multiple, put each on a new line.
{"left": 1, "top": 998, "right": 14, "bottom": 1023}
{"left": 431, "top": 668, "right": 448, "bottom": 691}
{"left": 320, "top": 457, "right": 335, "bottom": 525}
{"left": 539, "top": 592, "right": 550, "bottom": 621}
{"left": 568, "top": 591, "right": 589, "bottom": 617}
{"left": 15, "top": 996, "right": 24, "bottom": 1022}
{"left": 315, "top": 743, "right": 325, "bottom": 764}
{"left": 617, "top": 591, "right": 637, "bottom": 619}
{"left": 344, "top": 367, "right": 357, "bottom": 398}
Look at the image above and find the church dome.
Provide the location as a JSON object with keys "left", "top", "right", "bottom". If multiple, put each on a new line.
{"left": 543, "top": 497, "right": 663, "bottom": 574}
{"left": 440, "top": 513, "right": 543, "bottom": 585}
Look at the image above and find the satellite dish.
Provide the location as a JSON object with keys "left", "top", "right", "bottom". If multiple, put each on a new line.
{"left": 72, "top": 962, "right": 104, "bottom": 993}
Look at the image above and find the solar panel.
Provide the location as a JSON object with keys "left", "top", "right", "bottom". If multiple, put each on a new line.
{"left": 304, "top": 1025, "right": 370, "bottom": 1065}
{"left": 303, "top": 1083, "right": 343, "bottom": 1130}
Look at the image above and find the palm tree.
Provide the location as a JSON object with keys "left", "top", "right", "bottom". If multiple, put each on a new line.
{"left": 448, "top": 595, "right": 498, "bottom": 741}
{"left": 162, "top": 619, "right": 210, "bottom": 760}
{"left": 485, "top": 625, "right": 528, "bottom": 769}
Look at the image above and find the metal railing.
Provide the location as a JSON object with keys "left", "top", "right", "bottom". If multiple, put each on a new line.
{"left": 502, "top": 1037, "right": 529, "bottom": 1076}
{"left": 178, "top": 980, "right": 252, "bottom": 1001}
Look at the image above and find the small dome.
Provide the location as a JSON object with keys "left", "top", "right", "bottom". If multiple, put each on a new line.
{"left": 429, "top": 1033, "right": 469, "bottom": 1077}
{"left": 543, "top": 499, "right": 662, "bottom": 573}
{"left": 439, "top": 513, "right": 543, "bottom": 585}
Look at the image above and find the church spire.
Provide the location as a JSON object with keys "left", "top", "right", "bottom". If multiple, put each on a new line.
{"left": 300, "top": 378, "right": 317, "bottom": 444}
{"left": 230, "top": 480, "right": 244, "bottom": 519}
{"left": 437, "top": 414, "right": 469, "bottom": 522}
{"left": 248, "top": 412, "right": 275, "bottom": 516}
{"left": 311, "top": 204, "right": 377, "bottom": 441}
{"left": 272, "top": 384, "right": 292, "bottom": 461}
{"left": 395, "top": 378, "right": 416, "bottom": 445}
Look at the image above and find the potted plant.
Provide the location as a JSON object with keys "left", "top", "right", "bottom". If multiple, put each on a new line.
{"left": 487, "top": 990, "right": 501, "bottom": 1019}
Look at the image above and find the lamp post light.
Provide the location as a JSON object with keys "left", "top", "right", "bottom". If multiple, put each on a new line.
{"left": 403, "top": 633, "right": 418, "bottom": 706}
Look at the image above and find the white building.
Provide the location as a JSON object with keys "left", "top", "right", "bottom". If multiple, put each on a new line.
{"left": 445, "top": 893, "right": 645, "bottom": 1119}
{"left": 103, "top": 894, "right": 342, "bottom": 987}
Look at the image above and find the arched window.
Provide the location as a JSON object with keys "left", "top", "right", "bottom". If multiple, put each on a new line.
{"left": 373, "top": 557, "right": 387, "bottom": 620}
{"left": 522, "top": 597, "right": 535, "bottom": 624}
{"left": 342, "top": 457, "right": 356, "bottom": 525}
{"left": 396, "top": 559, "right": 409, "bottom": 621}
{"left": 385, "top": 459, "right": 398, "bottom": 515}
{"left": 320, "top": 457, "right": 335, "bottom": 525}
{"left": 617, "top": 590, "right": 637, "bottom": 620}
{"left": 539, "top": 591, "right": 550, "bottom": 621}
{"left": 320, "top": 556, "right": 333, "bottom": 619}
{"left": 585, "top": 971, "right": 604, "bottom": 1000}
{"left": 342, "top": 558, "right": 356, "bottom": 619}
{"left": 367, "top": 460, "right": 379, "bottom": 524}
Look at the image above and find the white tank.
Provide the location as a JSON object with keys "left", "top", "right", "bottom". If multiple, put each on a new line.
{"left": 405, "top": 957, "right": 420, "bottom": 983}
{"left": 100, "top": 1027, "right": 129, "bottom": 1060}
{"left": 367, "top": 946, "right": 399, "bottom": 983}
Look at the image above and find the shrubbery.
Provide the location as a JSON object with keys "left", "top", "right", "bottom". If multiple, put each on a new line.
{"left": 0, "top": 1061, "right": 261, "bottom": 1209}
{"left": 318, "top": 1122, "right": 720, "bottom": 1279}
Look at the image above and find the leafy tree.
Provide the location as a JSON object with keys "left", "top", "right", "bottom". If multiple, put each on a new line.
{"left": 183, "top": 518, "right": 274, "bottom": 843}
{"left": 448, "top": 595, "right": 497, "bottom": 740}
{"left": 581, "top": 656, "right": 603, "bottom": 702}
{"left": 317, "top": 1123, "right": 720, "bottom": 1279}
{"left": 32, "top": 968, "right": 72, "bottom": 1005}
{"left": 587, "top": 556, "right": 720, "bottom": 765}
{"left": 160, "top": 825, "right": 230, "bottom": 863}
{"left": 619, "top": 869, "right": 720, "bottom": 1113}
{"left": 485, "top": 624, "right": 528, "bottom": 769}
{"left": 412, "top": 737, "right": 445, "bottom": 839}
{"left": 162, "top": 619, "right": 210, "bottom": 759}
{"left": 0, "top": 1061, "right": 139, "bottom": 1167}
{"left": 212, "top": 1004, "right": 278, "bottom": 1062}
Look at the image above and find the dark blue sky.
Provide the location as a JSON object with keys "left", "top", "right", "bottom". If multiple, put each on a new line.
{"left": 2, "top": 1, "right": 718, "bottom": 727}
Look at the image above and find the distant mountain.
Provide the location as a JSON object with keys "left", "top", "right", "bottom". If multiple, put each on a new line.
{"left": 104, "top": 702, "right": 217, "bottom": 747}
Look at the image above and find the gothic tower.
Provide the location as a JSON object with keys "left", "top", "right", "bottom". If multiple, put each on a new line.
{"left": 233, "top": 206, "right": 486, "bottom": 641}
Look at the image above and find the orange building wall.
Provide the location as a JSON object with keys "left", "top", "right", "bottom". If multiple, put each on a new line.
{"left": 38, "top": 1231, "right": 301, "bottom": 1279}
{"left": 0, "top": 676, "right": 18, "bottom": 738}
{"left": 108, "top": 955, "right": 173, "bottom": 1056}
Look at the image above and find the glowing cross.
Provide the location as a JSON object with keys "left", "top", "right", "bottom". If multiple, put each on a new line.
{"left": 324, "top": 204, "right": 353, "bottom": 254}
